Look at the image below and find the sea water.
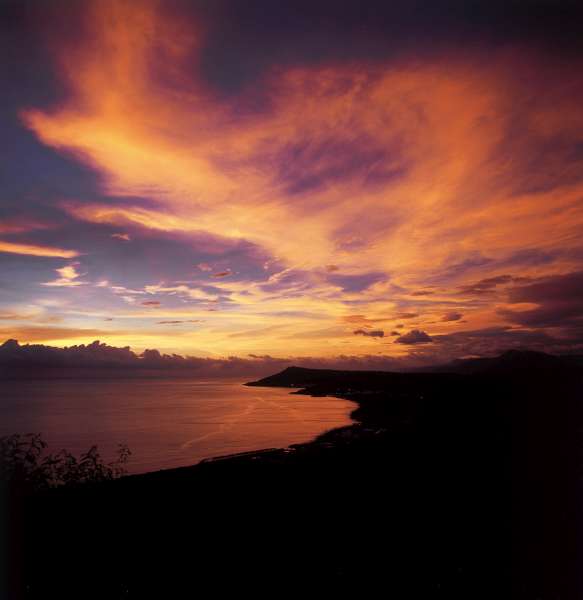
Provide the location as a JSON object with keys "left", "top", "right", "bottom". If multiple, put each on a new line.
{"left": 0, "top": 378, "right": 353, "bottom": 474}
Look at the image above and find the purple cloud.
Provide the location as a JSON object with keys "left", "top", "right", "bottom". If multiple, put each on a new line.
{"left": 328, "top": 272, "right": 386, "bottom": 293}
{"left": 212, "top": 270, "right": 232, "bottom": 278}
{"left": 458, "top": 274, "right": 525, "bottom": 295}
{"left": 395, "top": 329, "right": 432, "bottom": 344}
{"left": 498, "top": 270, "right": 583, "bottom": 332}
{"left": 157, "top": 320, "right": 203, "bottom": 325}
{"left": 353, "top": 329, "right": 385, "bottom": 338}
{"left": 269, "top": 135, "right": 408, "bottom": 196}
{"left": 442, "top": 312, "right": 463, "bottom": 322}
{"left": 0, "top": 339, "right": 416, "bottom": 377}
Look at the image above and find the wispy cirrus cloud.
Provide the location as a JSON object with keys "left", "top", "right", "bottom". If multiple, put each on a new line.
{"left": 3, "top": 0, "right": 583, "bottom": 360}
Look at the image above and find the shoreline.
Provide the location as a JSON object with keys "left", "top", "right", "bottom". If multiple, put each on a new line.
{"left": 12, "top": 362, "right": 583, "bottom": 598}
{"left": 0, "top": 377, "right": 355, "bottom": 477}
{"left": 122, "top": 387, "right": 362, "bottom": 481}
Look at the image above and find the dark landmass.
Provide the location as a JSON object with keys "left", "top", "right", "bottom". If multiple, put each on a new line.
{"left": 3, "top": 350, "right": 583, "bottom": 598}
{"left": 247, "top": 349, "right": 583, "bottom": 383}
{"left": 422, "top": 349, "right": 583, "bottom": 375}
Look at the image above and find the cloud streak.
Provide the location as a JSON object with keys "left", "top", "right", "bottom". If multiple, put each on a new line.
{"left": 0, "top": 241, "right": 79, "bottom": 258}
{"left": 353, "top": 329, "right": 384, "bottom": 338}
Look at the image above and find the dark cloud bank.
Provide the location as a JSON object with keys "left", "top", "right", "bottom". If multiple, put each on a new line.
{"left": 501, "top": 270, "right": 583, "bottom": 334}
{"left": 0, "top": 339, "right": 414, "bottom": 379}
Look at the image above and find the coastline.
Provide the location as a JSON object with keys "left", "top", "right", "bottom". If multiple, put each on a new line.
{"left": 123, "top": 381, "right": 383, "bottom": 481}
{"left": 0, "top": 377, "right": 355, "bottom": 475}
{"left": 117, "top": 390, "right": 362, "bottom": 483}
{"left": 11, "top": 364, "right": 583, "bottom": 598}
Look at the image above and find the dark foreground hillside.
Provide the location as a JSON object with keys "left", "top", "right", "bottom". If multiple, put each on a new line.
{"left": 3, "top": 352, "right": 583, "bottom": 598}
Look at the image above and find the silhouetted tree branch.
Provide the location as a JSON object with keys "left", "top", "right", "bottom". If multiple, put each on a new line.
{"left": 0, "top": 433, "right": 130, "bottom": 492}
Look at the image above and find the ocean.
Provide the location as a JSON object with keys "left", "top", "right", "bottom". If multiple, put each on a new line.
{"left": 0, "top": 377, "right": 354, "bottom": 474}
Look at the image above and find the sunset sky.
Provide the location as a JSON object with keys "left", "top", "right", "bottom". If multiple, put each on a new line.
{"left": 2, "top": 0, "right": 583, "bottom": 364}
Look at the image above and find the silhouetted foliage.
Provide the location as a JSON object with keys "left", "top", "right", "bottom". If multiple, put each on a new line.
{"left": 0, "top": 433, "right": 130, "bottom": 492}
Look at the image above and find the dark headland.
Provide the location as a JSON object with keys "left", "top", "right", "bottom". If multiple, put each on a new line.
{"left": 4, "top": 350, "right": 583, "bottom": 598}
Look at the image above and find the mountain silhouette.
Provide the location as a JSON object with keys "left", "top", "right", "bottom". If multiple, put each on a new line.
{"left": 427, "top": 349, "right": 582, "bottom": 374}
{"left": 247, "top": 350, "right": 582, "bottom": 389}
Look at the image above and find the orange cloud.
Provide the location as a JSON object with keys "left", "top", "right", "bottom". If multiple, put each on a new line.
{"left": 42, "top": 264, "right": 86, "bottom": 287}
{"left": 0, "top": 241, "right": 79, "bottom": 258}
{"left": 0, "top": 326, "right": 116, "bottom": 343}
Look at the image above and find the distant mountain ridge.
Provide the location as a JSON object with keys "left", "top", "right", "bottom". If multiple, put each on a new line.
{"left": 247, "top": 350, "right": 583, "bottom": 388}
{"left": 426, "top": 349, "right": 583, "bottom": 375}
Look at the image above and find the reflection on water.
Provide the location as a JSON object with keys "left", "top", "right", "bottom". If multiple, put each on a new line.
{"left": 0, "top": 378, "right": 354, "bottom": 474}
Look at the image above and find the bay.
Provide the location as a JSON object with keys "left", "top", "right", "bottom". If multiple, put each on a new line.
{"left": 0, "top": 378, "right": 354, "bottom": 474}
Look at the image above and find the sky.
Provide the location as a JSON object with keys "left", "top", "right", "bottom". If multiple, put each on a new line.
{"left": 1, "top": 0, "right": 583, "bottom": 365}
